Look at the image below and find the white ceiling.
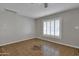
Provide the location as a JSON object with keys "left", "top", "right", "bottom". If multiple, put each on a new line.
{"left": 0, "top": 3, "right": 79, "bottom": 19}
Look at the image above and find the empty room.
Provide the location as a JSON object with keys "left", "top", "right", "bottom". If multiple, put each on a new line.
{"left": 0, "top": 3, "right": 79, "bottom": 56}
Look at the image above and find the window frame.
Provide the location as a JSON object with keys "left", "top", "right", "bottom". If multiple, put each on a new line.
{"left": 42, "top": 17, "right": 62, "bottom": 40}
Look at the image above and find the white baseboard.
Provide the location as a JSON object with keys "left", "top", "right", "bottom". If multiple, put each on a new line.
{"left": 0, "top": 35, "right": 36, "bottom": 46}
{"left": 0, "top": 36, "right": 79, "bottom": 49}
{"left": 37, "top": 37, "right": 79, "bottom": 49}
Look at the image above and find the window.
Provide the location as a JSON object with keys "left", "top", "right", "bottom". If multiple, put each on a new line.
{"left": 43, "top": 18, "right": 60, "bottom": 38}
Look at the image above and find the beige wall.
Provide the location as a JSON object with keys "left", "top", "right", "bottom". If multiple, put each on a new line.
{"left": 35, "top": 8, "right": 79, "bottom": 48}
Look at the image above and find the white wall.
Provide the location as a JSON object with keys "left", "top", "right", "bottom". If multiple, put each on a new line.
{"left": 1, "top": 8, "right": 79, "bottom": 48}
{"left": 36, "top": 8, "right": 79, "bottom": 48}
{"left": 0, "top": 10, "right": 35, "bottom": 46}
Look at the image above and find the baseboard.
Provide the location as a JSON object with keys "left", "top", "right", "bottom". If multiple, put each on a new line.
{"left": 0, "top": 35, "right": 35, "bottom": 46}
{"left": 0, "top": 36, "right": 79, "bottom": 49}
{"left": 37, "top": 37, "right": 79, "bottom": 49}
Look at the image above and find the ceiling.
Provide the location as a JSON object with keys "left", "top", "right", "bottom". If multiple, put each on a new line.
{"left": 0, "top": 3, "right": 79, "bottom": 19}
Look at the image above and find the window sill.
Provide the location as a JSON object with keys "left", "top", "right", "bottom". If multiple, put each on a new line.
{"left": 42, "top": 34, "right": 61, "bottom": 40}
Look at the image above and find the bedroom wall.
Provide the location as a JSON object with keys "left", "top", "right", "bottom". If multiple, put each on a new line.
{"left": 35, "top": 8, "right": 79, "bottom": 48}
{"left": 0, "top": 10, "right": 35, "bottom": 46}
